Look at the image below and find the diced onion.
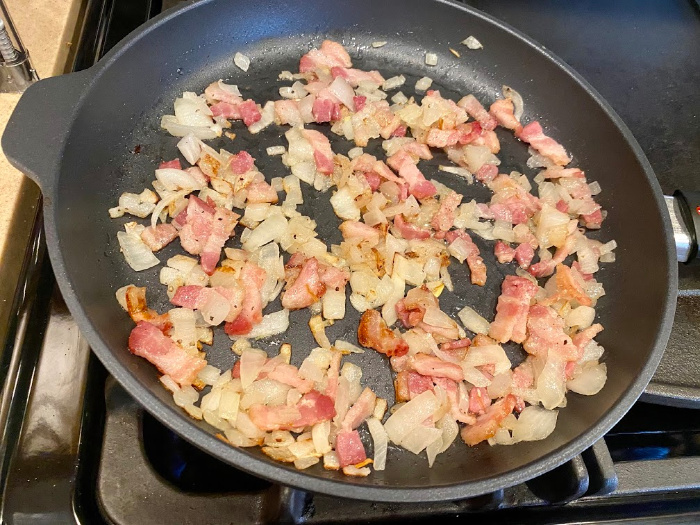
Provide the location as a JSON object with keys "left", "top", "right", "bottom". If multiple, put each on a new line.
{"left": 177, "top": 134, "right": 201, "bottom": 165}
{"left": 234, "top": 52, "right": 251, "bottom": 71}
{"left": 512, "top": 406, "right": 558, "bottom": 442}
{"left": 245, "top": 309, "right": 290, "bottom": 339}
{"left": 415, "top": 76, "right": 433, "bottom": 92}
{"left": 266, "top": 145, "right": 286, "bottom": 156}
{"left": 567, "top": 363, "right": 607, "bottom": 395}
{"left": 371, "top": 41, "right": 387, "bottom": 48}
{"left": 384, "top": 390, "right": 439, "bottom": 444}
{"left": 117, "top": 228, "right": 159, "bottom": 271}
{"left": 366, "top": 417, "right": 388, "bottom": 470}
{"left": 457, "top": 306, "right": 490, "bottom": 335}
{"left": 425, "top": 52, "right": 438, "bottom": 66}
{"left": 461, "top": 36, "right": 483, "bottom": 49}
{"left": 382, "top": 75, "right": 406, "bottom": 91}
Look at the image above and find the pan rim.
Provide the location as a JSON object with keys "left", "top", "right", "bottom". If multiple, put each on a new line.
{"left": 43, "top": 0, "right": 678, "bottom": 502}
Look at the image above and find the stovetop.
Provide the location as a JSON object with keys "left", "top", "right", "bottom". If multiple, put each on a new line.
{"left": 1, "top": 0, "right": 700, "bottom": 523}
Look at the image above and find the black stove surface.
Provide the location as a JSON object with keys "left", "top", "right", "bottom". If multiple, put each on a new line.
{"left": 2, "top": 1, "right": 700, "bottom": 524}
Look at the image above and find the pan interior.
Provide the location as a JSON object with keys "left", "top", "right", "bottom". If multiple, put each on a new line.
{"left": 52, "top": 0, "right": 673, "bottom": 494}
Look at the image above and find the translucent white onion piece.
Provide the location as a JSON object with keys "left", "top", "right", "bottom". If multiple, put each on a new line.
{"left": 366, "top": 417, "right": 388, "bottom": 470}
{"left": 457, "top": 305, "right": 490, "bottom": 335}
{"left": 117, "top": 230, "right": 159, "bottom": 271}
{"left": 384, "top": 390, "right": 439, "bottom": 444}
{"left": 425, "top": 52, "right": 438, "bottom": 66}
{"left": 177, "top": 134, "right": 201, "bottom": 165}
{"left": 567, "top": 363, "right": 607, "bottom": 395}
{"left": 512, "top": 406, "right": 558, "bottom": 443}
{"left": 234, "top": 52, "right": 251, "bottom": 71}
{"left": 461, "top": 36, "right": 483, "bottom": 49}
{"left": 502, "top": 85, "right": 523, "bottom": 121}
{"left": 239, "top": 348, "right": 267, "bottom": 390}
{"left": 415, "top": 76, "right": 433, "bottom": 92}
{"left": 245, "top": 309, "right": 290, "bottom": 339}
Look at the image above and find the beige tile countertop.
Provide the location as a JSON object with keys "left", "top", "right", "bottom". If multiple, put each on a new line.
{"left": 0, "top": 0, "right": 83, "bottom": 345}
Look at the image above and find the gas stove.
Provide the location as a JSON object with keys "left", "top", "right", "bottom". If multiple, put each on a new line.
{"left": 1, "top": 0, "right": 700, "bottom": 523}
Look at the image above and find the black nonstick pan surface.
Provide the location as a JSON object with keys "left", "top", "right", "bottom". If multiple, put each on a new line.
{"left": 2, "top": 0, "right": 676, "bottom": 501}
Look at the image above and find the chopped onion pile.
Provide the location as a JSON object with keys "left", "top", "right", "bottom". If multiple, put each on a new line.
{"left": 110, "top": 39, "right": 616, "bottom": 477}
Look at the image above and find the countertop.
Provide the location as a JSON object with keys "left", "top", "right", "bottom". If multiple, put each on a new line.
{"left": 0, "top": 0, "right": 82, "bottom": 347}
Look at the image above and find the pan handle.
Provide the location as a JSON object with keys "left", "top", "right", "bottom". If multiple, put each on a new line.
{"left": 665, "top": 192, "right": 700, "bottom": 263}
{"left": 1, "top": 70, "right": 91, "bottom": 194}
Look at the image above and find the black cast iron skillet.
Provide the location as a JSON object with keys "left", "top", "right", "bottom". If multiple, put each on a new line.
{"left": 1, "top": 0, "right": 677, "bottom": 502}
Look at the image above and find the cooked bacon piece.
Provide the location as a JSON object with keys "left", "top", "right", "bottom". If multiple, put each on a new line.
{"left": 514, "top": 243, "right": 535, "bottom": 268}
{"left": 440, "top": 338, "right": 471, "bottom": 352}
{"left": 517, "top": 121, "right": 571, "bottom": 166}
{"left": 528, "top": 234, "right": 578, "bottom": 278}
{"left": 524, "top": 304, "right": 577, "bottom": 360}
{"left": 124, "top": 286, "right": 170, "bottom": 330}
{"left": 324, "top": 350, "right": 342, "bottom": 400}
{"left": 475, "top": 164, "right": 498, "bottom": 183}
{"left": 572, "top": 323, "right": 603, "bottom": 352}
{"left": 229, "top": 151, "right": 255, "bottom": 175}
{"left": 141, "top": 224, "right": 178, "bottom": 252}
{"left": 353, "top": 95, "right": 367, "bottom": 112}
{"left": 468, "top": 386, "right": 492, "bottom": 415}
{"left": 407, "top": 371, "right": 434, "bottom": 399}
{"left": 393, "top": 214, "right": 431, "bottom": 240}
{"left": 445, "top": 230, "right": 487, "bottom": 286}
{"left": 300, "top": 129, "right": 334, "bottom": 174}
{"left": 248, "top": 404, "right": 301, "bottom": 432}
{"left": 312, "top": 97, "right": 335, "bottom": 123}
{"left": 489, "top": 98, "right": 522, "bottom": 132}
{"left": 410, "top": 354, "right": 464, "bottom": 382}
{"left": 461, "top": 394, "right": 516, "bottom": 446}
{"left": 472, "top": 130, "right": 501, "bottom": 154}
{"left": 201, "top": 207, "right": 239, "bottom": 275}
{"left": 358, "top": 309, "right": 409, "bottom": 357}
{"left": 467, "top": 255, "right": 487, "bottom": 286}
{"left": 159, "top": 159, "right": 182, "bottom": 170}
{"left": 552, "top": 263, "right": 593, "bottom": 307}
{"left": 581, "top": 208, "right": 603, "bottom": 229}
{"left": 282, "top": 257, "right": 326, "bottom": 310}
{"left": 395, "top": 286, "right": 438, "bottom": 328}
{"left": 179, "top": 195, "right": 214, "bottom": 254}
{"left": 266, "top": 362, "right": 314, "bottom": 393}
{"left": 488, "top": 175, "right": 541, "bottom": 224}
{"left": 204, "top": 82, "right": 261, "bottom": 126}
{"left": 336, "top": 430, "right": 367, "bottom": 467}
{"left": 394, "top": 370, "right": 411, "bottom": 402}
{"left": 494, "top": 241, "right": 516, "bottom": 263}
{"left": 340, "top": 220, "right": 381, "bottom": 245}
{"left": 248, "top": 390, "right": 335, "bottom": 431}
{"left": 431, "top": 191, "right": 463, "bottom": 232}
{"left": 177, "top": 196, "right": 240, "bottom": 275}
{"left": 224, "top": 262, "right": 266, "bottom": 335}
{"left": 342, "top": 387, "right": 377, "bottom": 431}
{"left": 296, "top": 390, "right": 336, "bottom": 427}
{"left": 426, "top": 128, "right": 462, "bottom": 148}
{"left": 299, "top": 40, "right": 352, "bottom": 74}
{"left": 512, "top": 360, "right": 535, "bottom": 389}
{"left": 397, "top": 162, "right": 437, "bottom": 199}
{"left": 171, "top": 284, "right": 245, "bottom": 323}
{"left": 128, "top": 322, "right": 206, "bottom": 386}
{"left": 331, "top": 66, "right": 384, "bottom": 87}
{"left": 489, "top": 276, "right": 539, "bottom": 344}
{"left": 458, "top": 94, "right": 498, "bottom": 131}
{"left": 246, "top": 181, "right": 279, "bottom": 204}
{"left": 318, "top": 264, "right": 349, "bottom": 292}
{"left": 390, "top": 354, "right": 410, "bottom": 373}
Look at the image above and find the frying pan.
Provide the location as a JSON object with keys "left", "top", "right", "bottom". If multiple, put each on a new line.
{"left": 1, "top": 0, "right": 678, "bottom": 502}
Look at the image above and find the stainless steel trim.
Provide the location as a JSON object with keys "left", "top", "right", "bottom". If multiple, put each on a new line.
{"left": 665, "top": 195, "right": 692, "bottom": 263}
